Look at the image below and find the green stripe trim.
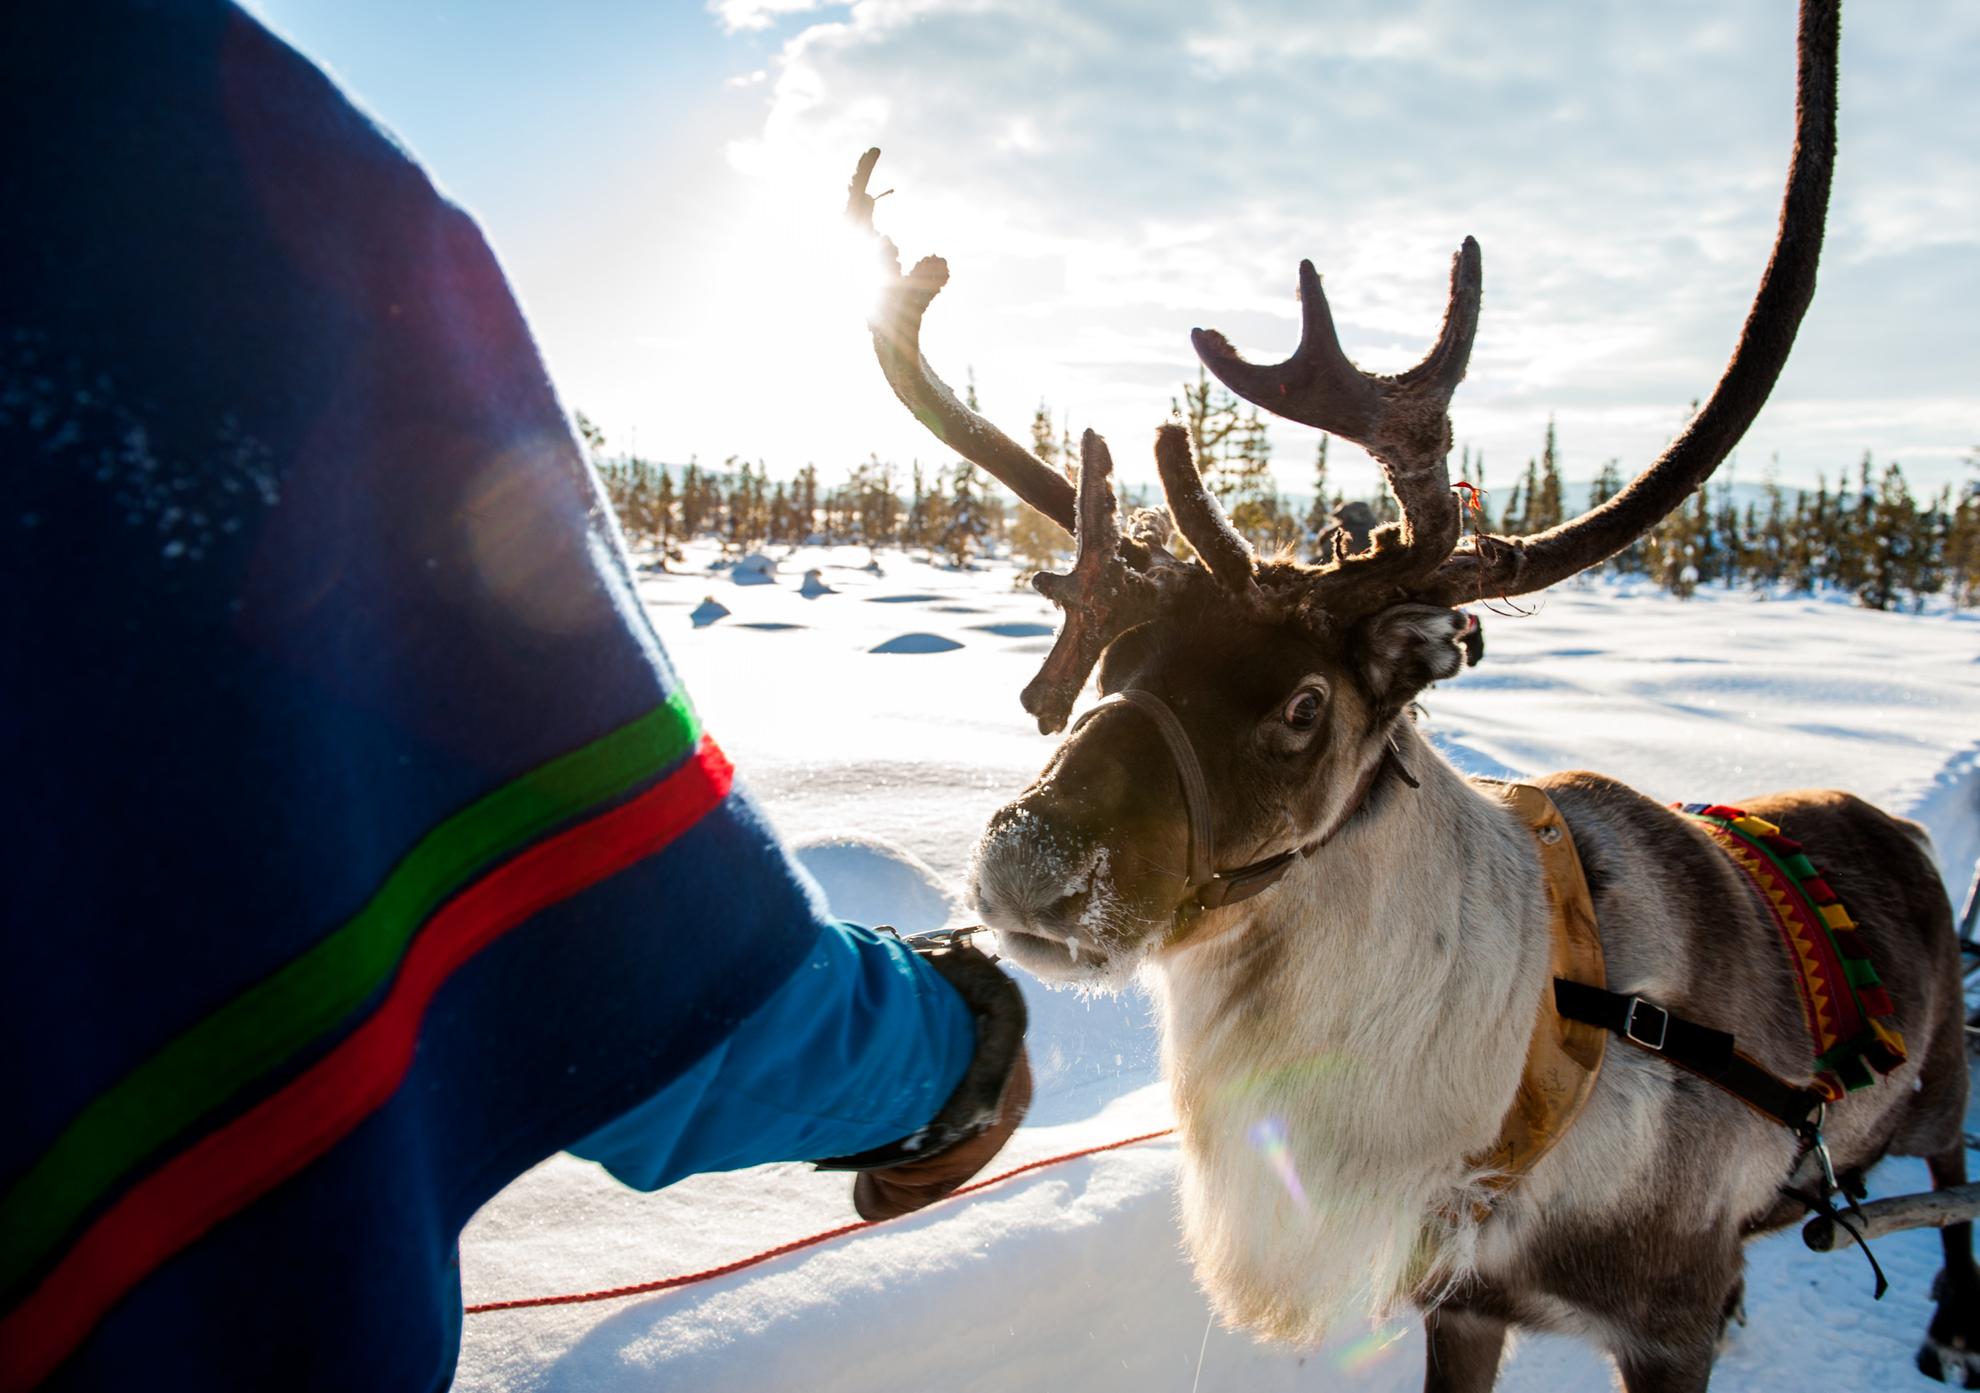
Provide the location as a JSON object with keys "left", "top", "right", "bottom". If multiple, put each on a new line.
{"left": 1711, "top": 817, "right": 1889, "bottom": 990}
{"left": 1841, "top": 957, "right": 1882, "bottom": 989}
{"left": 2, "top": 695, "right": 701, "bottom": 1298}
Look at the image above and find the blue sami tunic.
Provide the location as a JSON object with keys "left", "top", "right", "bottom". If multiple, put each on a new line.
{"left": 0, "top": 3, "right": 972, "bottom": 1389}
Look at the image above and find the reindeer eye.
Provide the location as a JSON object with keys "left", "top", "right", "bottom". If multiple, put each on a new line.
{"left": 1282, "top": 687, "right": 1324, "bottom": 730}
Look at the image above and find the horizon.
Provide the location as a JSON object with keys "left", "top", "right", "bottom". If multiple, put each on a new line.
{"left": 246, "top": 1, "right": 1977, "bottom": 499}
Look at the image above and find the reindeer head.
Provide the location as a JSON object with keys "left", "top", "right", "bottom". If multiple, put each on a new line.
{"left": 847, "top": 0, "right": 1832, "bottom": 985}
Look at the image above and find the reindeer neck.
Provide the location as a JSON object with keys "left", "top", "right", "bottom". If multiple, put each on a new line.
{"left": 1150, "top": 720, "right": 1553, "bottom": 1140}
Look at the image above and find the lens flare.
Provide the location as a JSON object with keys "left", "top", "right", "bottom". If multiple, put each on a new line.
{"left": 1334, "top": 1323, "right": 1409, "bottom": 1375}
{"left": 1246, "top": 1115, "right": 1308, "bottom": 1213}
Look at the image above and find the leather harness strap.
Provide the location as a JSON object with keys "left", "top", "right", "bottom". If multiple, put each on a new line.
{"left": 1465, "top": 783, "right": 1607, "bottom": 1199}
{"left": 1071, "top": 689, "right": 1413, "bottom": 933}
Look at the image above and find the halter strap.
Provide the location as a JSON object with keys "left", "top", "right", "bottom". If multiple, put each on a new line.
{"left": 1073, "top": 690, "right": 1216, "bottom": 886}
{"left": 1071, "top": 689, "right": 1414, "bottom": 924}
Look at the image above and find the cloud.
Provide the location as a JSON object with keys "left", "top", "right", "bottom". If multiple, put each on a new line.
{"left": 710, "top": 0, "right": 1978, "bottom": 494}
{"left": 708, "top": 0, "right": 843, "bottom": 34}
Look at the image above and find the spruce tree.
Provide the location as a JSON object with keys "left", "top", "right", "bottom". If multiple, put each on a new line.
{"left": 1177, "top": 365, "right": 1245, "bottom": 497}
{"left": 654, "top": 466, "right": 677, "bottom": 552}
{"left": 1533, "top": 420, "right": 1564, "bottom": 531}
{"left": 794, "top": 464, "right": 820, "bottom": 542}
{"left": 1949, "top": 450, "right": 1980, "bottom": 608}
{"left": 1222, "top": 407, "right": 1282, "bottom": 547}
{"left": 1009, "top": 403, "right": 1067, "bottom": 577}
{"left": 1304, "top": 435, "right": 1333, "bottom": 556}
{"left": 942, "top": 462, "right": 989, "bottom": 566}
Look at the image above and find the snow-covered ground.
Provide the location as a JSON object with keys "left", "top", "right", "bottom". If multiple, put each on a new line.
{"left": 456, "top": 542, "right": 1979, "bottom": 1392}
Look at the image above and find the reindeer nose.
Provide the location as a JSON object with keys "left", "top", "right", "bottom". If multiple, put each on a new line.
{"left": 971, "top": 798, "right": 1104, "bottom": 929}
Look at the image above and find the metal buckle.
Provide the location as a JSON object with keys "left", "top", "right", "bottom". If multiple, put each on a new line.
{"left": 1624, "top": 997, "right": 1669, "bottom": 1050}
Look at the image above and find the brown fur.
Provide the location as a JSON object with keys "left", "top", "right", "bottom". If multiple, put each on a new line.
{"left": 1430, "top": 776, "right": 1968, "bottom": 1391}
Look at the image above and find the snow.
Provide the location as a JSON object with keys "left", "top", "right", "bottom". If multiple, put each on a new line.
{"left": 792, "top": 835, "right": 955, "bottom": 934}
{"left": 732, "top": 552, "right": 778, "bottom": 585}
{"left": 457, "top": 543, "right": 1980, "bottom": 1392}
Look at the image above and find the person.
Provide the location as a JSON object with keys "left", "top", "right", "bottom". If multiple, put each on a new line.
{"left": 0, "top": 4, "right": 1030, "bottom": 1390}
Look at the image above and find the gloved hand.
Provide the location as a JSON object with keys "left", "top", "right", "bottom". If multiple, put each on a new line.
{"left": 812, "top": 931, "right": 1030, "bottom": 1221}
{"left": 854, "top": 1046, "right": 1032, "bottom": 1220}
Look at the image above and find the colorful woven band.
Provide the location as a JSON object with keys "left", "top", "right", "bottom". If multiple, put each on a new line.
{"left": 1676, "top": 803, "right": 1907, "bottom": 1102}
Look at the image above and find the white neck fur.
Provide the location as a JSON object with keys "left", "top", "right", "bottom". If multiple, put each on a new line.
{"left": 1146, "top": 723, "right": 1550, "bottom": 1344}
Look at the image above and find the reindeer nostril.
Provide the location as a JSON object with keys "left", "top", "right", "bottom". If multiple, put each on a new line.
{"left": 1044, "top": 884, "right": 1092, "bottom": 926}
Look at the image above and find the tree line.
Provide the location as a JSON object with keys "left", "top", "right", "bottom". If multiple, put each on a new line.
{"left": 581, "top": 383, "right": 1980, "bottom": 612}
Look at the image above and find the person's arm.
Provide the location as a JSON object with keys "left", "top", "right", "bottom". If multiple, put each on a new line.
{"left": 571, "top": 923, "right": 1029, "bottom": 1213}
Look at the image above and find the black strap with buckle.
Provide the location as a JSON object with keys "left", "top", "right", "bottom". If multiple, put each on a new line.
{"left": 1552, "top": 979, "right": 1826, "bottom": 1133}
{"left": 1553, "top": 976, "right": 1890, "bottom": 1301}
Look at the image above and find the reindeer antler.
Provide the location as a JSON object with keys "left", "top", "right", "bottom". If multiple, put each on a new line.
{"left": 1019, "top": 431, "right": 1180, "bottom": 732}
{"left": 1409, "top": 0, "right": 1839, "bottom": 607}
{"left": 849, "top": 149, "right": 1077, "bottom": 533}
{"left": 1195, "top": 0, "right": 1837, "bottom": 616}
{"left": 1193, "top": 238, "right": 1480, "bottom": 619}
{"left": 850, "top": 151, "right": 1223, "bottom": 731}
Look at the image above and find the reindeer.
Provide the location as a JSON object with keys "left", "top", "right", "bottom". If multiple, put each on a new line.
{"left": 849, "top": 4, "right": 1972, "bottom": 1389}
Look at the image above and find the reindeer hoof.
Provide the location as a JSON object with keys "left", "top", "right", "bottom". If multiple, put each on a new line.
{"left": 1918, "top": 1336, "right": 1980, "bottom": 1387}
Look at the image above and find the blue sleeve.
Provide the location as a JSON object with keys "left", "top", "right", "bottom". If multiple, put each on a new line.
{"left": 569, "top": 923, "right": 977, "bottom": 1189}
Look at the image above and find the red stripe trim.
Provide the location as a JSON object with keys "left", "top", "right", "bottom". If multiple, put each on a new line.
{"left": 0, "top": 739, "right": 734, "bottom": 1393}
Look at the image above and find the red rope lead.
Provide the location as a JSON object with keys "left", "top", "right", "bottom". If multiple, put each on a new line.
{"left": 465, "top": 1126, "right": 1178, "bottom": 1315}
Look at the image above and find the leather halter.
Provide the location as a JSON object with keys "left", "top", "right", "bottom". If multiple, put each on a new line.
{"left": 1070, "top": 690, "right": 1414, "bottom": 923}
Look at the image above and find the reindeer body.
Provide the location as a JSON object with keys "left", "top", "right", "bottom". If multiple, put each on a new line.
{"left": 1151, "top": 720, "right": 1966, "bottom": 1386}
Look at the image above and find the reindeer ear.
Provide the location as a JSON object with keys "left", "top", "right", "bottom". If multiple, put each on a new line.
{"left": 1353, "top": 604, "right": 1467, "bottom": 709}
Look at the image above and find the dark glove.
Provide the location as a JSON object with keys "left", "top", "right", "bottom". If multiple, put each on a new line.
{"left": 854, "top": 1046, "right": 1031, "bottom": 1221}
{"left": 812, "top": 931, "right": 1030, "bottom": 1221}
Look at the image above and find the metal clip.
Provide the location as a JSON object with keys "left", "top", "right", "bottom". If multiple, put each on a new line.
{"left": 1808, "top": 1103, "right": 1840, "bottom": 1195}
{"left": 900, "top": 925, "right": 990, "bottom": 957}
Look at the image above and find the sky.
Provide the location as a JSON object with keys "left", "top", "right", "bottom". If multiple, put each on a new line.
{"left": 245, "top": 0, "right": 1978, "bottom": 502}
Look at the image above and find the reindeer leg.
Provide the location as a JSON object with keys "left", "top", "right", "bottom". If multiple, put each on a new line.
{"left": 1611, "top": 1287, "right": 1727, "bottom": 1393}
{"left": 1715, "top": 1275, "right": 1747, "bottom": 1352}
{"left": 1919, "top": 1145, "right": 1980, "bottom": 1386}
{"left": 1422, "top": 1307, "right": 1508, "bottom": 1393}
{"left": 1614, "top": 1342, "right": 1715, "bottom": 1393}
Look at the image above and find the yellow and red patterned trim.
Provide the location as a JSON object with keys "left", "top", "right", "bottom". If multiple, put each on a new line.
{"left": 1676, "top": 803, "right": 1906, "bottom": 1101}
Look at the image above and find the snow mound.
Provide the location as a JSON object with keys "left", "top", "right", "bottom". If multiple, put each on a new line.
{"left": 689, "top": 596, "right": 729, "bottom": 627}
{"left": 732, "top": 552, "right": 778, "bottom": 586}
{"left": 870, "top": 633, "right": 962, "bottom": 655}
{"left": 793, "top": 834, "right": 956, "bottom": 934}
{"left": 798, "top": 569, "right": 833, "bottom": 598}
{"left": 970, "top": 621, "right": 1054, "bottom": 638}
